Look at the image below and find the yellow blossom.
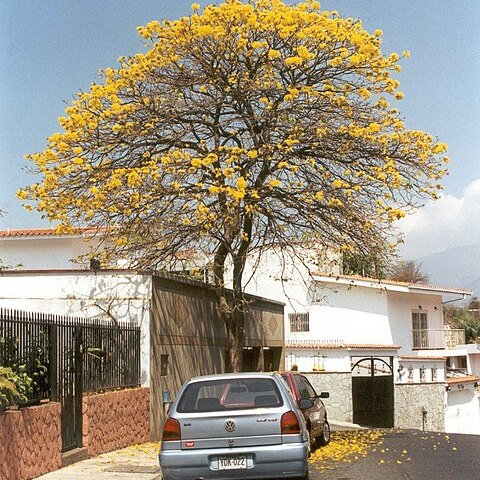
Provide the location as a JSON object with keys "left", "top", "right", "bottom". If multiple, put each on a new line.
{"left": 268, "top": 49, "right": 281, "bottom": 60}
{"left": 285, "top": 56, "right": 303, "bottom": 67}
{"left": 237, "top": 176, "right": 247, "bottom": 190}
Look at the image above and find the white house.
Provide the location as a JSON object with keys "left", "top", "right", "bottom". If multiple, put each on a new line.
{"left": 236, "top": 246, "right": 479, "bottom": 433}
{"left": 0, "top": 228, "right": 107, "bottom": 269}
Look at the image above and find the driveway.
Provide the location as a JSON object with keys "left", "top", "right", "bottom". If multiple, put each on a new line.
{"left": 35, "top": 429, "right": 480, "bottom": 480}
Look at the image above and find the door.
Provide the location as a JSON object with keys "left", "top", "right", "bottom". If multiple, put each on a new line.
{"left": 351, "top": 357, "right": 394, "bottom": 428}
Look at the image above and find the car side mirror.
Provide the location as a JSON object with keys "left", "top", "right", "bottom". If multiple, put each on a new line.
{"left": 299, "top": 398, "right": 314, "bottom": 409}
{"left": 319, "top": 392, "right": 330, "bottom": 399}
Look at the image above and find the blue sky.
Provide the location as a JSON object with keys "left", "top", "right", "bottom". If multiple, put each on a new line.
{"left": 1, "top": 0, "right": 479, "bottom": 258}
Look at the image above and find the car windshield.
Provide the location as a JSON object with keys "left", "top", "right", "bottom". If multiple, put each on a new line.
{"left": 177, "top": 377, "right": 284, "bottom": 413}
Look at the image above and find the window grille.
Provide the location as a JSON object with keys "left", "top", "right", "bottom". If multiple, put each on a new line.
{"left": 289, "top": 312, "right": 309, "bottom": 333}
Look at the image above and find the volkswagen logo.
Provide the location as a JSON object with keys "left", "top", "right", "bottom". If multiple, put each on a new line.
{"left": 225, "top": 420, "right": 236, "bottom": 432}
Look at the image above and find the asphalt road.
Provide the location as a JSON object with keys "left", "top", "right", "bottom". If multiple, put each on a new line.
{"left": 309, "top": 429, "right": 480, "bottom": 480}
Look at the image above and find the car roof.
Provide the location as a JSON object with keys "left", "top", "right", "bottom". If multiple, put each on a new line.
{"left": 186, "top": 372, "right": 279, "bottom": 383}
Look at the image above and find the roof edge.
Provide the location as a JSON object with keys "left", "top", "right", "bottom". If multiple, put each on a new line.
{"left": 312, "top": 273, "right": 472, "bottom": 296}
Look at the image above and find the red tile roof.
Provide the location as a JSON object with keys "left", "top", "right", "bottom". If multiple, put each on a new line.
{"left": 0, "top": 227, "right": 103, "bottom": 238}
{"left": 446, "top": 375, "right": 479, "bottom": 385}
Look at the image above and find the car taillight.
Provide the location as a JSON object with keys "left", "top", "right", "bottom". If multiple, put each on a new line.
{"left": 281, "top": 410, "right": 301, "bottom": 434}
{"left": 162, "top": 417, "right": 181, "bottom": 441}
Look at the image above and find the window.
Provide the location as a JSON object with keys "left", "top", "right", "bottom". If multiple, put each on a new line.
{"left": 447, "top": 356, "right": 467, "bottom": 374}
{"left": 176, "top": 378, "right": 283, "bottom": 413}
{"left": 294, "top": 375, "right": 312, "bottom": 399}
{"left": 313, "top": 354, "right": 325, "bottom": 372}
{"left": 412, "top": 311, "right": 428, "bottom": 349}
{"left": 289, "top": 312, "right": 309, "bottom": 333}
{"left": 160, "top": 354, "right": 169, "bottom": 376}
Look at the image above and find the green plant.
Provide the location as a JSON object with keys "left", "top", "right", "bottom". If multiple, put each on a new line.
{"left": 458, "top": 313, "right": 480, "bottom": 344}
{"left": 0, "top": 366, "right": 33, "bottom": 410}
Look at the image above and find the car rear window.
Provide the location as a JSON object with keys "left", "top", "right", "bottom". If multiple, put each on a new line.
{"left": 176, "top": 377, "right": 284, "bottom": 413}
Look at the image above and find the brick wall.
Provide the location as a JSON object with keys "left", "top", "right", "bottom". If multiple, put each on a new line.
{"left": 82, "top": 387, "right": 150, "bottom": 457}
{"left": 0, "top": 403, "right": 61, "bottom": 480}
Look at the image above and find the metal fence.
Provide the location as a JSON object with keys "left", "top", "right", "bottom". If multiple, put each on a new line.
{"left": 0, "top": 308, "right": 141, "bottom": 405}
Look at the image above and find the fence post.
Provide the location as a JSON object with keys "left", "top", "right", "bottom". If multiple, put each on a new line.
{"left": 49, "top": 323, "right": 58, "bottom": 401}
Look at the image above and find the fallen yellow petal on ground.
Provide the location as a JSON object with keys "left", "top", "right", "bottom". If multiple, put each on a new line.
{"left": 310, "top": 430, "right": 384, "bottom": 469}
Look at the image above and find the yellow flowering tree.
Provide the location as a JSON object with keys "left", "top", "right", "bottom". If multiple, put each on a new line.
{"left": 20, "top": 0, "right": 448, "bottom": 371}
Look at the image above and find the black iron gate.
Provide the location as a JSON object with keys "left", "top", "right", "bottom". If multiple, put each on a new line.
{"left": 58, "top": 325, "right": 84, "bottom": 452}
{"left": 351, "top": 357, "right": 394, "bottom": 428}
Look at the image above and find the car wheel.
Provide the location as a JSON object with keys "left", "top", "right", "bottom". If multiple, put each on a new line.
{"left": 318, "top": 419, "right": 330, "bottom": 446}
{"left": 305, "top": 427, "right": 312, "bottom": 457}
{"left": 306, "top": 424, "right": 316, "bottom": 454}
{"left": 290, "top": 470, "right": 309, "bottom": 480}
{"left": 299, "top": 469, "right": 310, "bottom": 480}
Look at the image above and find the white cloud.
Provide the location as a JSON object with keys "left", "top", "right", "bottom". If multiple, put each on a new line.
{"left": 398, "top": 179, "right": 480, "bottom": 259}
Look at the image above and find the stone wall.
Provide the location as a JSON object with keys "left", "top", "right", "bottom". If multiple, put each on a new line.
{"left": 395, "top": 383, "right": 445, "bottom": 431}
{"left": 305, "top": 372, "right": 353, "bottom": 422}
{"left": 0, "top": 402, "right": 61, "bottom": 480}
{"left": 83, "top": 388, "right": 150, "bottom": 457}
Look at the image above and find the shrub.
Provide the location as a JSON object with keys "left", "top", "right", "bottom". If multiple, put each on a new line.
{"left": 0, "top": 366, "right": 33, "bottom": 411}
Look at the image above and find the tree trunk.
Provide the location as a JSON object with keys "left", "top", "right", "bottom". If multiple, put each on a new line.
{"left": 213, "top": 225, "right": 251, "bottom": 373}
{"left": 223, "top": 300, "right": 245, "bottom": 373}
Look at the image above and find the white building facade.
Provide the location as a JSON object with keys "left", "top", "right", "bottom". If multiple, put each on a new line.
{"left": 236, "top": 247, "right": 479, "bottom": 434}
{"left": 0, "top": 228, "right": 107, "bottom": 270}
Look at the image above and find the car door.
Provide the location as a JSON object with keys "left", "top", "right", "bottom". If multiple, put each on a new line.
{"left": 294, "top": 374, "right": 324, "bottom": 440}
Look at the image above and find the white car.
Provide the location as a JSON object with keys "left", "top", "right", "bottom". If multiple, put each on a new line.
{"left": 159, "top": 372, "right": 311, "bottom": 479}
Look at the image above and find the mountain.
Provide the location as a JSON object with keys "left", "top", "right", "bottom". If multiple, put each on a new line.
{"left": 415, "top": 243, "right": 480, "bottom": 299}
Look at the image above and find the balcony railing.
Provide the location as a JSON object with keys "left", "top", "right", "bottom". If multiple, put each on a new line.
{"left": 412, "top": 329, "right": 465, "bottom": 350}
{"left": 285, "top": 334, "right": 344, "bottom": 347}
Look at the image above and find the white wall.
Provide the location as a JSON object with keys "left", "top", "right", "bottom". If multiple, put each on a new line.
{"left": 445, "top": 384, "right": 480, "bottom": 434}
{"left": 285, "top": 348, "right": 350, "bottom": 372}
{"left": 239, "top": 246, "right": 336, "bottom": 310}
{"left": 0, "top": 236, "right": 98, "bottom": 269}
{"left": 0, "top": 271, "right": 152, "bottom": 385}
{"left": 396, "top": 359, "right": 446, "bottom": 384}
{"left": 471, "top": 354, "right": 480, "bottom": 377}
{"left": 310, "top": 283, "right": 392, "bottom": 345}
{"left": 387, "top": 291, "right": 444, "bottom": 355}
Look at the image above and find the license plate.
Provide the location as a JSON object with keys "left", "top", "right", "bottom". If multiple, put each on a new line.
{"left": 218, "top": 455, "right": 247, "bottom": 470}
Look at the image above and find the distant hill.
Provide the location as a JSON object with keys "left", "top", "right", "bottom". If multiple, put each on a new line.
{"left": 415, "top": 243, "right": 480, "bottom": 298}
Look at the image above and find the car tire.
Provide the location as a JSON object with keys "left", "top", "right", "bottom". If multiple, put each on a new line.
{"left": 306, "top": 424, "right": 315, "bottom": 455}
{"left": 291, "top": 469, "right": 310, "bottom": 480}
{"left": 318, "top": 419, "right": 331, "bottom": 446}
{"left": 300, "top": 469, "right": 310, "bottom": 480}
